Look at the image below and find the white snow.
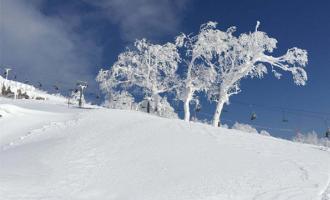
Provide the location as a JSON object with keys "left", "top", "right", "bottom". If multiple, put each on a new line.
{"left": 0, "top": 97, "right": 330, "bottom": 200}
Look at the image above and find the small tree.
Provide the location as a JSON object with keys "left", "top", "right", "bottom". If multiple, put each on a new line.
{"left": 209, "top": 22, "right": 308, "bottom": 127}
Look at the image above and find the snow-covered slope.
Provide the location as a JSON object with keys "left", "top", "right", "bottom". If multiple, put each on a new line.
{"left": 0, "top": 75, "right": 68, "bottom": 102}
{"left": 0, "top": 98, "right": 330, "bottom": 200}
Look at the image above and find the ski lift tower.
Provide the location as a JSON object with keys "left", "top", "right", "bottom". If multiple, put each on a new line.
{"left": 77, "top": 81, "right": 88, "bottom": 108}
{"left": 4, "top": 68, "right": 11, "bottom": 80}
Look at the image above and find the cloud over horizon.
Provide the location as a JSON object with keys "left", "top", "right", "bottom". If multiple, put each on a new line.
{"left": 0, "top": 0, "right": 102, "bottom": 92}
{"left": 0, "top": 0, "right": 190, "bottom": 94}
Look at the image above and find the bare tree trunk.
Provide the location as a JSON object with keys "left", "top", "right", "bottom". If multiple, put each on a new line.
{"left": 147, "top": 100, "right": 150, "bottom": 113}
{"left": 183, "top": 86, "right": 193, "bottom": 122}
{"left": 212, "top": 99, "right": 225, "bottom": 127}
{"left": 154, "top": 94, "right": 160, "bottom": 114}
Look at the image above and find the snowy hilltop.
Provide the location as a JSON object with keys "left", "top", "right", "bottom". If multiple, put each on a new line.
{"left": 0, "top": 97, "right": 329, "bottom": 200}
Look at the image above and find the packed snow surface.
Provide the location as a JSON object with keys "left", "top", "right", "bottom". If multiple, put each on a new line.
{"left": 0, "top": 97, "right": 330, "bottom": 200}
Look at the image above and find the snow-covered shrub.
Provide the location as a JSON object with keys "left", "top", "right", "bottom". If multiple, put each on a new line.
{"left": 293, "top": 131, "right": 329, "bottom": 147}
{"left": 319, "top": 138, "right": 330, "bottom": 147}
{"left": 260, "top": 130, "right": 271, "bottom": 136}
{"left": 68, "top": 90, "right": 80, "bottom": 105}
{"left": 104, "top": 91, "right": 136, "bottom": 110}
{"left": 137, "top": 96, "right": 178, "bottom": 118}
{"left": 157, "top": 97, "right": 178, "bottom": 118}
{"left": 231, "top": 122, "right": 272, "bottom": 136}
{"left": 232, "top": 122, "right": 259, "bottom": 134}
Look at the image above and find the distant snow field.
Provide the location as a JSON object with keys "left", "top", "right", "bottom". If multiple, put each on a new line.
{"left": 0, "top": 97, "right": 330, "bottom": 200}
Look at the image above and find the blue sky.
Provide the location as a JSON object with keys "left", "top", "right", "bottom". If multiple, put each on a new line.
{"left": 1, "top": 0, "right": 329, "bottom": 138}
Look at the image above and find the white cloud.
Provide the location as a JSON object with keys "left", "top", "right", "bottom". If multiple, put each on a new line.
{"left": 0, "top": 0, "right": 101, "bottom": 91}
{"left": 83, "top": 0, "right": 191, "bottom": 40}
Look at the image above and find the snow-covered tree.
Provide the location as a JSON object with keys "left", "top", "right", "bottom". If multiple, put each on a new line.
{"left": 175, "top": 22, "right": 226, "bottom": 122}
{"left": 232, "top": 122, "right": 258, "bottom": 134}
{"left": 104, "top": 91, "right": 136, "bottom": 110}
{"left": 209, "top": 21, "right": 308, "bottom": 127}
{"left": 96, "top": 39, "right": 180, "bottom": 115}
{"left": 293, "top": 131, "right": 329, "bottom": 147}
{"left": 131, "top": 39, "right": 180, "bottom": 113}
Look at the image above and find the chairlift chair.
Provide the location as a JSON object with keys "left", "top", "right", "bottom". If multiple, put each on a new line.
{"left": 250, "top": 112, "right": 257, "bottom": 121}
{"left": 325, "top": 119, "right": 330, "bottom": 138}
{"left": 282, "top": 110, "right": 289, "bottom": 123}
{"left": 249, "top": 104, "right": 257, "bottom": 120}
{"left": 326, "top": 128, "right": 330, "bottom": 138}
{"left": 53, "top": 85, "right": 59, "bottom": 91}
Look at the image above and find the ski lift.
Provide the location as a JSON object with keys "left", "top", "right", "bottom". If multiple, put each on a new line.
{"left": 249, "top": 104, "right": 257, "bottom": 120}
{"left": 325, "top": 119, "right": 330, "bottom": 138}
{"left": 53, "top": 85, "right": 59, "bottom": 91}
{"left": 250, "top": 112, "right": 257, "bottom": 121}
{"left": 326, "top": 128, "right": 330, "bottom": 138}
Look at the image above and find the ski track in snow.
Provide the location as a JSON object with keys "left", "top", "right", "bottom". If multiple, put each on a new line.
{"left": 1, "top": 112, "right": 82, "bottom": 151}
{"left": 321, "top": 170, "right": 330, "bottom": 200}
